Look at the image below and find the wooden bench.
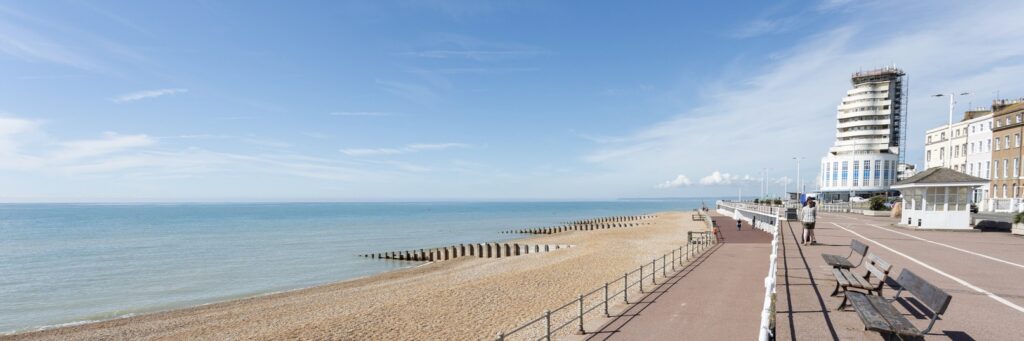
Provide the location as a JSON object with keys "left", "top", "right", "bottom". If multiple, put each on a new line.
{"left": 691, "top": 214, "right": 704, "bottom": 221}
{"left": 833, "top": 253, "right": 892, "bottom": 310}
{"left": 847, "top": 269, "right": 952, "bottom": 340}
{"left": 822, "top": 239, "right": 868, "bottom": 269}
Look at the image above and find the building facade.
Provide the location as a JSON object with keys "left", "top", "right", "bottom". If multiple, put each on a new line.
{"left": 989, "top": 100, "right": 1024, "bottom": 199}
{"left": 924, "top": 119, "right": 971, "bottom": 172}
{"left": 819, "top": 67, "right": 905, "bottom": 201}
{"left": 964, "top": 111, "right": 993, "bottom": 201}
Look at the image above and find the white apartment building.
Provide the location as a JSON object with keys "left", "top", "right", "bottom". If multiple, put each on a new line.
{"left": 964, "top": 111, "right": 993, "bottom": 201}
{"left": 820, "top": 67, "right": 905, "bottom": 201}
{"left": 924, "top": 119, "right": 969, "bottom": 172}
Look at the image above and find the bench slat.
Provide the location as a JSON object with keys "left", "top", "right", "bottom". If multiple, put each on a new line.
{"left": 865, "top": 262, "right": 887, "bottom": 283}
{"left": 833, "top": 268, "right": 851, "bottom": 286}
{"left": 822, "top": 254, "right": 854, "bottom": 268}
{"left": 851, "top": 239, "right": 869, "bottom": 256}
{"left": 843, "top": 270, "right": 872, "bottom": 289}
{"left": 897, "top": 270, "right": 953, "bottom": 315}
{"left": 866, "top": 294, "right": 922, "bottom": 337}
{"left": 848, "top": 292, "right": 892, "bottom": 332}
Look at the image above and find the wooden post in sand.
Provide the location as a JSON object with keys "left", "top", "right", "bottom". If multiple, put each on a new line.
{"left": 513, "top": 243, "right": 520, "bottom": 256}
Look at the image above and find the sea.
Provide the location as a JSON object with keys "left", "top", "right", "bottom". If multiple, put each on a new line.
{"left": 0, "top": 199, "right": 710, "bottom": 333}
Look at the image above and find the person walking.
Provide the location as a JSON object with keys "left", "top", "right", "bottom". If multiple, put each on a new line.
{"left": 801, "top": 199, "right": 817, "bottom": 245}
{"left": 736, "top": 219, "right": 742, "bottom": 231}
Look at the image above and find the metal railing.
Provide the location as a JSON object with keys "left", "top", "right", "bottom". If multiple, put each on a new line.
{"left": 496, "top": 212, "right": 718, "bottom": 341}
{"left": 718, "top": 201, "right": 781, "bottom": 341}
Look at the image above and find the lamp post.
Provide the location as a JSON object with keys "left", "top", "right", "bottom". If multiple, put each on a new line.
{"left": 793, "top": 156, "right": 805, "bottom": 203}
{"left": 934, "top": 92, "right": 970, "bottom": 168}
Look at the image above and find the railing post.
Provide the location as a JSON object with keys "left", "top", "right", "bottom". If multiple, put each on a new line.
{"left": 662, "top": 254, "right": 667, "bottom": 277}
{"left": 545, "top": 310, "right": 551, "bottom": 341}
{"left": 639, "top": 266, "right": 644, "bottom": 292}
{"left": 671, "top": 249, "right": 676, "bottom": 271}
{"left": 497, "top": 332, "right": 504, "bottom": 341}
{"left": 578, "top": 294, "right": 585, "bottom": 334}
{"left": 604, "top": 282, "right": 610, "bottom": 317}
{"left": 624, "top": 273, "right": 629, "bottom": 303}
{"left": 651, "top": 260, "right": 656, "bottom": 284}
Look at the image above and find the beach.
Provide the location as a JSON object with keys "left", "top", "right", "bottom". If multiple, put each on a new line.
{"left": 5, "top": 210, "right": 706, "bottom": 340}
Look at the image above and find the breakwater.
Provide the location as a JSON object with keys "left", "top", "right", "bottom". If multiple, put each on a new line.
{"left": 360, "top": 243, "right": 575, "bottom": 261}
{"left": 503, "top": 214, "right": 656, "bottom": 234}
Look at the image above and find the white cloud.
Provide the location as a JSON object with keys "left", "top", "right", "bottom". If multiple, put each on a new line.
{"left": 340, "top": 142, "right": 470, "bottom": 157}
{"left": 584, "top": 0, "right": 1024, "bottom": 195}
{"left": 52, "top": 132, "right": 155, "bottom": 162}
{"left": 731, "top": 16, "right": 799, "bottom": 38}
{"left": 112, "top": 88, "right": 187, "bottom": 103}
{"left": 774, "top": 176, "right": 794, "bottom": 185}
{"left": 655, "top": 174, "right": 692, "bottom": 189}
{"left": 699, "top": 171, "right": 756, "bottom": 186}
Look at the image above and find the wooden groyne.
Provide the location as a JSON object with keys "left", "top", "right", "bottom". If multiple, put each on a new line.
{"left": 504, "top": 214, "right": 657, "bottom": 235}
{"left": 360, "top": 243, "right": 575, "bottom": 262}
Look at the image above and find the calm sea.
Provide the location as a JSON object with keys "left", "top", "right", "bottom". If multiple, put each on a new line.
{"left": 0, "top": 199, "right": 708, "bottom": 333}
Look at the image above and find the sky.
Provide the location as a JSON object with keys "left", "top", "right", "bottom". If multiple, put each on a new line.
{"left": 3, "top": 0, "right": 1024, "bottom": 202}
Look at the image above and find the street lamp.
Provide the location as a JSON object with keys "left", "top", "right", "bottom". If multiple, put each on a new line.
{"left": 934, "top": 92, "right": 970, "bottom": 168}
{"left": 793, "top": 156, "right": 805, "bottom": 203}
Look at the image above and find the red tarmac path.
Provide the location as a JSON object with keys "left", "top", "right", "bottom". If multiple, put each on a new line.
{"left": 573, "top": 214, "right": 772, "bottom": 340}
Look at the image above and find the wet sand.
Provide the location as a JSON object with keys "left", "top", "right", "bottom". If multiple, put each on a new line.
{"left": 5, "top": 211, "right": 706, "bottom": 341}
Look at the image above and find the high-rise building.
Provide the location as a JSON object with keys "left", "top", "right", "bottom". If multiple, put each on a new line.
{"left": 819, "top": 67, "right": 905, "bottom": 201}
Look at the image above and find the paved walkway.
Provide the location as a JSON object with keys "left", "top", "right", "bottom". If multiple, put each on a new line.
{"left": 776, "top": 212, "right": 1024, "bottom": 340}
{"left": 578, "top": 214, "right": 771, "bottom": 340}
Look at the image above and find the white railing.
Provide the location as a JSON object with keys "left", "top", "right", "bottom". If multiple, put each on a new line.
{"left": 717, "top": 201, "right": 780, "bottom": 340}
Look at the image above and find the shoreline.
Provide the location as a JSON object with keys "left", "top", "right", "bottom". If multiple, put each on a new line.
{"left": 4, "top": 210, "right": 706, "bottom": 340}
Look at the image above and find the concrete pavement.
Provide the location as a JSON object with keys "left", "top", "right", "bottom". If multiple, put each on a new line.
{"left": 776, "top": 212, "right": 1024, "bottom": 340}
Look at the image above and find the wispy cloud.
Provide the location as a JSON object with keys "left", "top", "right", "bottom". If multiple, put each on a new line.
{"left": 403, "top": 34, "right": 547, "bottom": 61}
{"left": 655, "top": 174, "right": 692, "bottom": 189}
{"left": 112, "top": 88, "right": 188, "bottom": 103}
{"left": 340, "top": 143, "right": 470, "bottom": 157}
{"left": 731, "top": 16, "right": 799, "bottom": 38}
{"left": 585, "top": 0, "right": 1024, "bottom": 195}
{"left": 376, "top": 80, "right": 442, "bottom": 103}
{"left": 52, "top": 132, "right": 155, "bottom": 162}
{"left": 329, "top": 111, "right": 391, "bottom": 117}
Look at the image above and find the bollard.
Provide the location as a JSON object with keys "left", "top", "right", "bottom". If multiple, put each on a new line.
{"left": 497, "top": 332, "right": 504, "bottom": 341}
{"left": 604, "top": 282, "right": 610, "bottom": 317}
{"left": 578, "top": 294, "right": 584, "bottom": 333}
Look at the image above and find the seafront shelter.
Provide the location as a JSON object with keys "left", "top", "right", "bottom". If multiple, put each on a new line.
{"left": 892, "top": 167, "right": 988, "bottom": 229}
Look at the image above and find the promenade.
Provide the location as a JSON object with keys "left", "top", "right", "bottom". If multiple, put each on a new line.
{"left": 776, "top": 212, "right": 1024, "bottom": 340}
{"left": 576, "top": 214, "right": 772, "bottom": 340}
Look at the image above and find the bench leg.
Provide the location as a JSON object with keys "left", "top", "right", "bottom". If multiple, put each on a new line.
{"left": 836, "top": 293, "right": 849, "bottom": 311}
{"left": 830, "top": 281, "right": 841, "bottom": 296}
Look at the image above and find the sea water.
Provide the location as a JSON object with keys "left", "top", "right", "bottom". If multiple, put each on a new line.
{"left": 0, "top": 199, "right": 708, "bottom": 333}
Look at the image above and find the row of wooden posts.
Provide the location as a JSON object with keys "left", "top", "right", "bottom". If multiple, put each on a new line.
{"left": 505, "top": 214, "right": 657, "bottom": 235}
{"left": 362, "top": 243, "right": 574, "bottom": 262}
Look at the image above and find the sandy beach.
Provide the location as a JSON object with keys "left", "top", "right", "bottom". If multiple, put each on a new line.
{"left": 5, "top": 211, "right": 707, "bottom": 341}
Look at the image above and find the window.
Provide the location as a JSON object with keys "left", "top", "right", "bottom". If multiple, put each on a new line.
{"left": 1005, "top": 159, "right": 1009, "bottom": 179}
{"left": 970, "top": 163, "right": 974, "bottom": 175}
{"left": 863, "top": 160, "right": 870, "bottom": 186}
{"left": 1015, "top": 158, "right": 1020, "bottom": 178}
{"left": 1006, "top": 136, "right": 1011, "bottom": 149}
{"left": 988, "top": 139, "right": 992, "bottom": 151}
{"left": 955, "top": 145, "right": 959, "bottom": 157}
{"left": 1016, "top": 134, "right": 1020, "bottom": 147}
{"left": 842, "top": 161, "right": 849, "bottom": 186}
{"left": 928, "top": 136, "right": 932, "bottom": 143}
{"left": 1017, "top": 114, "right": 1021, "bottom": 123}
{"left": 927, "top": 151, "right": 931, "bottom": 162}
{"left": 940, "top": 147, "right": 945, "bottom": 159}
{"left": 874, "top": 160, "right": 881, "bottom": 182}
{"left": 941, "top": 132, "right": 946, "bottom": 140}
{"left": 1007, "top": 118, "right": 1011, "bottom": 125}
{"left": 987, "top": 161, "right": 991, "bottom": 179}
{"left": 853, "top": 161, "right": 860, "bottom": 187}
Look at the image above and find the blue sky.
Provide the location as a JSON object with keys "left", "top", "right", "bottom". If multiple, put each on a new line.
{"left": 2, "top": 0, "right": 1024, "bottom": 202}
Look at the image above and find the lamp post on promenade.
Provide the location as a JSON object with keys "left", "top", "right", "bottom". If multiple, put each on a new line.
{"left": 793, "top": 157, "right": 804, "bottom": 203}
{"left": 934, "top": 92, "right": 970, "bottom": 168}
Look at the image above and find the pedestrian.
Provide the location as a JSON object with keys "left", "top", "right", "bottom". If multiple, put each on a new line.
{"left": 736, "top": 219, "right": 742, "bottom": 231}
{"left": 752, "top": 216, "right": 757, "bottom": 230}
{"left": 801, "top": 199, "right": 817, "bottom": 245}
